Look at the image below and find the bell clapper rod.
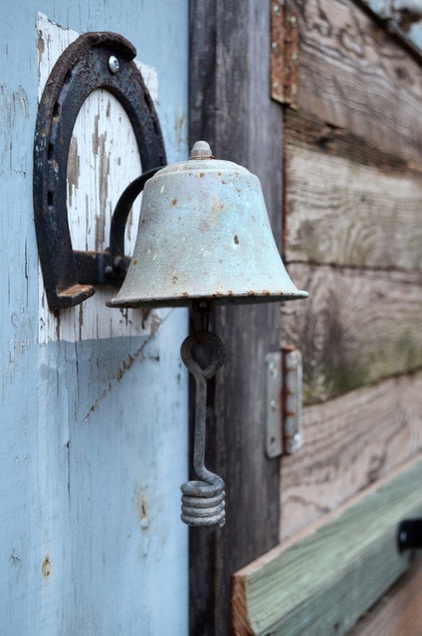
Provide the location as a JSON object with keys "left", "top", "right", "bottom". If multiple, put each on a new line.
{"left": 180, "top": 307, "right": 226, "bottom": 527}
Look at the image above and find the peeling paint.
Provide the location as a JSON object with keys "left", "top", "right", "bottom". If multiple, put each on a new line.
{"left": 138, "top": 492, "right": 150, "bottom": 530}
{"left": 0, "top": 85, "right": 30, "bottom": 133}
{"left": 67, "top": 136, "right": 80, "bottom": 207}
{"left": 42, "top": 556, "right": 51, "bottom": 577}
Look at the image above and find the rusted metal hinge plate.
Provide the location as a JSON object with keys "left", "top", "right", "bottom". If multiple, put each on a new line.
{"left": 265, "top": 347, "right": 303, "bottom": 458}
{"left": 270, "top": 0, "right": 299, "bottom": 107}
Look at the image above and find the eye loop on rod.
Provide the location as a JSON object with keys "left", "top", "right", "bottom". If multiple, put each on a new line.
{"left": 180, "top": 330, "right": 226, "bottom": 527}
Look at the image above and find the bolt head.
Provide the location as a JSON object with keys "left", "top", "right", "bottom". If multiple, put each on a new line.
{"left": 108, "top": 55, "right": 120, "bottom": 74}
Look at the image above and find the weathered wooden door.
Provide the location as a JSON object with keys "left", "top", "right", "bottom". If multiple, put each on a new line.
{"left": 190, "top": 1, "right": 422, "bottom": 634}
{"left": 1, "top": 1, "right": 189, "bottom": 634}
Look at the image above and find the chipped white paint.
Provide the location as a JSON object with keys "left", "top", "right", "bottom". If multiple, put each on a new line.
{"left": 37, "top": 14, "right": 161, "bottom": 343}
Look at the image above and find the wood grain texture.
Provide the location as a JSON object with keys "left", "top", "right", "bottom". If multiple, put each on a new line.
{"left": 282, "top": 264, "right": 422, "bottom": 403}
{"left": 233, "top": 455, "right": 422, "bottom": 636}
{"left": 286, "top": 0, "right": 422, "bottom": 164}
{"left": 280, "top": 371, "right": 422, "bottom": 540}
{"left": 349, "top": 555, "right": 422, "bottom": 635}
{"left": 284, "top": 143, "right": 422, "bottom": 270}
{"left": 189, "top": 1, "right": 284, "bottom": 633}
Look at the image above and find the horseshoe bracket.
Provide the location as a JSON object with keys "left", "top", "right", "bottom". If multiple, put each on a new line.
{"left": 33, "top": 32, "right": 166, "bottom": 311}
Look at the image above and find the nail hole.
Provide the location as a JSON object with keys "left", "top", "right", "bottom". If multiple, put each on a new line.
{"left": 42, "top": 557, "right": 51, "bottom": 577}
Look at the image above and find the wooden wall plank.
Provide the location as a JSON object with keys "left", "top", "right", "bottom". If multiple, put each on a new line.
{"left": 233, "top": 455, "right": 422, "bottom": 636}
{"left": 284, "top": 144, "right": 422, "bottom": 270}
{"left": 189, "top": 1, "right": 284, "bottom": 633}
{"left": 286, "top": 0, "right": 422, "bottom": 163}
{"left": 349, "top": 555, "right": 422, "bottom": 635}
{"left": 280, "top": 371, "right": 422, "bottom": 540}
{"left": 282, "top": 264, "right": 422, "bottom": 403}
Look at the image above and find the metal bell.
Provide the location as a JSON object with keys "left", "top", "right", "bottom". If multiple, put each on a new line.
{"left": 107, "top": 141, "right": 308, "bottom": 309}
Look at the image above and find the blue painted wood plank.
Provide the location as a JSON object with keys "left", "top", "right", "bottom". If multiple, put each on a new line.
{"left": 0, "top": 1, "right": 189, "bottom": 633}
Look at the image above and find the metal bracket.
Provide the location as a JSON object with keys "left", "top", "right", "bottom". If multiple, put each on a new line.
{"left": 283, "top": 346, "right": 303, "bottom": 454}
{"left": 266, "top": 352, "right": 283, "bottom": 458}
{"left": 33, "top": 32, "right": 166, "bottom": 311}
{"left": 398, "top": 519, "right": 422, "bottom": 551}
{"left": 270, "top": 0, "right": 299, "bottom": 107}
{"left": 266, "top": 346, "right": 303, "bottom": 458}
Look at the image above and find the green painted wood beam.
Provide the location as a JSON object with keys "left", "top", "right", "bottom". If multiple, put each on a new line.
{"left": 233, "top": 456, "right": 422, "bottom": 635}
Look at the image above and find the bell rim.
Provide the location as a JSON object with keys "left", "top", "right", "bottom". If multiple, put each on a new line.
{"left": 106, "top": 289, "right": 309, "bottom": 309}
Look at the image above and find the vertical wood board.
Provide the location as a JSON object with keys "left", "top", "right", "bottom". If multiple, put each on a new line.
{"left": 189, "top": 0, "right": 284, "bottom": 633}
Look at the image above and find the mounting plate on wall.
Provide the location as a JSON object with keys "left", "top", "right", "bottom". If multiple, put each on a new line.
{"left": 33, "top": 31, "right": 166, "bottom": 311}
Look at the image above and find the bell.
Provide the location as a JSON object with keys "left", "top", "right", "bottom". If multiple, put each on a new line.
{"left": 107, "top": 141, "right": 308, "bottom": 309}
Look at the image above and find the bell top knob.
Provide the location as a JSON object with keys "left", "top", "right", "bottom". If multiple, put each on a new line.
{"left": 189, "top": 140, "right": 214, "bottom": 160}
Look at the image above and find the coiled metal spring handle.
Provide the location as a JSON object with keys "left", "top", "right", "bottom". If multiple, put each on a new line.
{"left": 180, "top": 331, "right": 226, "bottom": 527}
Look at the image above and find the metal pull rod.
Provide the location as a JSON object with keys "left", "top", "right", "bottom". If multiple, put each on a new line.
{"left": 180, "top": 331, "right": 226, "bottom": 527}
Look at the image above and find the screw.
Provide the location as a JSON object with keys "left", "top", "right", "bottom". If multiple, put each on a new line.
{"left": 400, "top": 530, "right": 408, "bottom": 544}
{"left": 108, "top": 55, "right": 120, "bottom": 74}
{"left": 272, "top": 41, "right": 278, "bottom": 51}
{"left": 273, "top": 3, "right": 280, "bottom": 13}
{"left": 270, "top": 399, "right": 277, "bottom": 412}
{"left": 140, "top": 518, "right": 149, "bottom": 530}
{"left": 272, "top": 81, "right": 279, "bottom": 90}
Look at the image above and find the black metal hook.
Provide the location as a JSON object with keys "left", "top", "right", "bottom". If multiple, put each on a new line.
{"left": 180, "top": 331, "right": 226, "bottom": 527}
{"left": 33, "top": 32, "right": 166, "bottom": 311}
